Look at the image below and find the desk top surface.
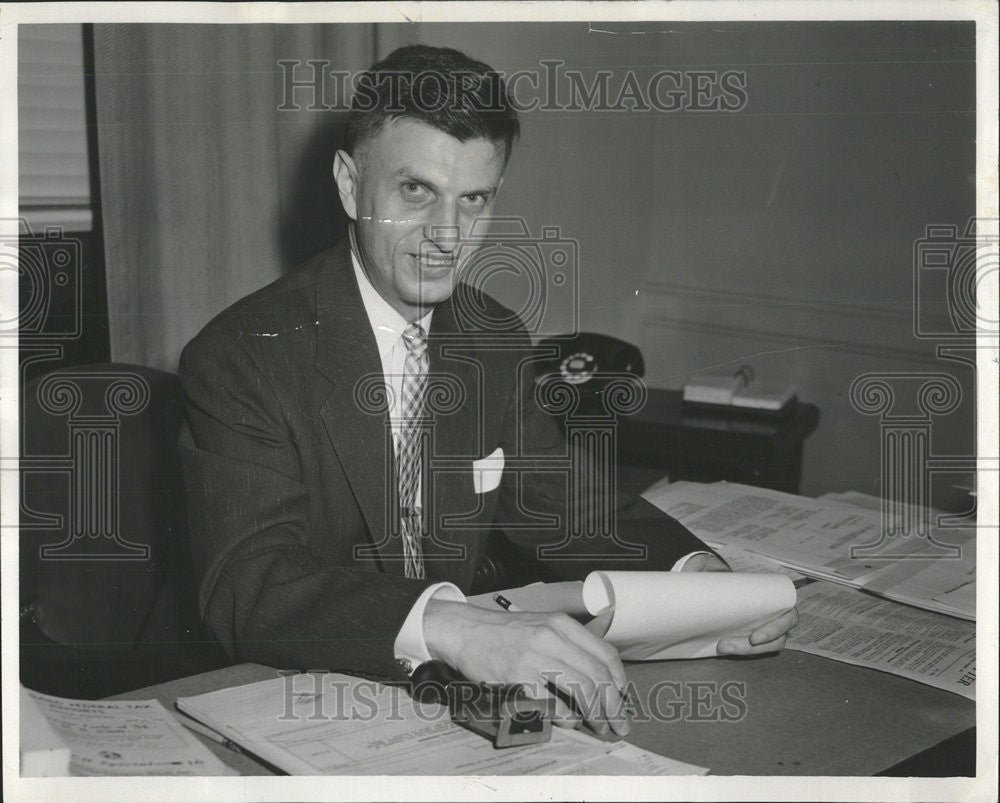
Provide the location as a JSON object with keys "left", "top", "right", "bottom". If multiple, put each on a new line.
{"left": 114, "top": 650, "right": 973, "bottom": 776}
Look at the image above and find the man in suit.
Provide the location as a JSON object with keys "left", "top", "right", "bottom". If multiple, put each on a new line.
{"left": 179, "top": 45, "right": 797, "bottom": 737}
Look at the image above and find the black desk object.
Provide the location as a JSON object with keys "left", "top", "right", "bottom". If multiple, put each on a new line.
{"left": 616, "top": 388, "right": 820, "bottom": 494}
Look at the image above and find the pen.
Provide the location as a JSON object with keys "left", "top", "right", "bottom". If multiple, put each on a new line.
{"left": 176, "top": 713, "right": 238, "bottom": 750}
{"left": 493, "top": 593, "right": 521, "bottom": 612}
{"left": 619, "top": 684, "right": 640, "bottom": 717}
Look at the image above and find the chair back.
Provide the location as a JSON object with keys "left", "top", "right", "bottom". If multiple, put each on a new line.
{"left": 20, "top": 363, "right": 201, "bottom": 660}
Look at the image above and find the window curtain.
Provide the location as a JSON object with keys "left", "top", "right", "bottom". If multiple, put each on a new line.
{"left": 93, "top": 24, "right": 413, "bottom": 371}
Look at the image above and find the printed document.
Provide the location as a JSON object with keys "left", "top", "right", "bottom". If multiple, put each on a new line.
{"left": 22, "top": 689, "right": 235, "bottom": 776}
{"left": 786, "top": 581, "right": 975, "bottom": 699}
{"left": 176, "top": 674, "right": 707, "bottom": 775}
{"left": 643, "top": 481, "right": 975, "bottom": 619}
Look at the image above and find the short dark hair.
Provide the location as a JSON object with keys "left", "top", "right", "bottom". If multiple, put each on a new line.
{"left": 345, "top": 45, "right": 520, "bottom": 163}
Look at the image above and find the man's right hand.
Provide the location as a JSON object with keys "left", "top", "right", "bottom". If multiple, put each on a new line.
{"left": 422, "top": 599, "right": 631, "bottom": 737}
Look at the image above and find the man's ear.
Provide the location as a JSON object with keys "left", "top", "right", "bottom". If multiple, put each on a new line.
{"left": 332, "top": 150, "right": 358, "bottom": 220}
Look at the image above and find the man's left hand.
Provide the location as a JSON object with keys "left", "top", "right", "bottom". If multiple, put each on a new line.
{"left": 680, "top": 551, "right": 800, "bottom": 656}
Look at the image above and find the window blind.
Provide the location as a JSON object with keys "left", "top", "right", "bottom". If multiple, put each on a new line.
{"left": 18, "top": 24, "right": 92, "bottom": 232}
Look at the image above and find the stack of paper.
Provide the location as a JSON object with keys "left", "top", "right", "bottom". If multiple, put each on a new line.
{"left": 643, "top": 481, "right": 975, "bottom": 620}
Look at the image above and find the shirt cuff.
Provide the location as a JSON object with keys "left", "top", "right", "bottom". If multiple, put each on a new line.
{"left": 393, "top": 582, "right": 465, "bottom": 676}
{"left": 671, "top": 551, "right": 712, "bottom": 571}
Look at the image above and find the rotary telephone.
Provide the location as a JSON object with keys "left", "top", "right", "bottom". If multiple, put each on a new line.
{"left": 534, "top": 332, "right": 645, "bottom": 417}
{"left": 535, "top": 332, "right": 644, "bottom": 385}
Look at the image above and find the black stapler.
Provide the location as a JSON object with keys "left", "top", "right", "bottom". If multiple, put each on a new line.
{"left": 411, "top": 660, "right": 554, "bottom": 749}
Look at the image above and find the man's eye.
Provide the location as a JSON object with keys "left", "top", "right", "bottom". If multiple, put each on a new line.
{"left": 401, "top": 182, "right": 428, "bottom": 200}
{"left": 463, "top": 193, "right": 487, "bottom": 208}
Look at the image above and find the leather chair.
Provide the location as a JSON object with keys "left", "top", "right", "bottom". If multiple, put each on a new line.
{"left": 19, "top": 363, "right": 226, "bottom": 699}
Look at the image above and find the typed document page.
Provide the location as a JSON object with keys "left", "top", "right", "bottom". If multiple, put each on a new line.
{"left": 176, "top": 673, "right": 707, "bottom": 775}
{"left": 786, "top": 581, "right": 975, "bottom": 699}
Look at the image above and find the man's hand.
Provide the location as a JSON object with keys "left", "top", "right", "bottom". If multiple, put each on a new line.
{"left": 423, "top": 599, "right": 631, "bottom": 737}
{"left": 716, "top": 607, "right": 798, "bottom": 655}
{"left": 681, "top": 551, "right": 800, "bottom": 656}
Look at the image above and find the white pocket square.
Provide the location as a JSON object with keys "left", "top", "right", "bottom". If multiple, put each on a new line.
{"left": 472, "top": 447, "right": 504, "bottom": 494}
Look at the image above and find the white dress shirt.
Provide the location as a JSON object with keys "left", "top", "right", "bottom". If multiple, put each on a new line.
{"left": 349, "top": 242, "right": 707, "bottom": 674}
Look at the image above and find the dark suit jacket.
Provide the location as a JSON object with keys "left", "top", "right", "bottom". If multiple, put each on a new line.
{"left": 179, "top": 239, "right": 709, "bottom": 681}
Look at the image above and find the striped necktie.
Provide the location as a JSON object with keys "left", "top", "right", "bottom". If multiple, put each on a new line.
{"left": 397, "top": 323, "right": 428, "bottom": 579}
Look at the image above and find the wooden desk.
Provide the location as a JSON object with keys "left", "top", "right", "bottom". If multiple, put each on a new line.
{"left": 113, "top": 651, "right": 973, "bottom": 776}
{"left": 616, "top": 389, "right": 820, "bottom": 493}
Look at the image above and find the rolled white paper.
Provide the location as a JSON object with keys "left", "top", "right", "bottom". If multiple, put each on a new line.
{"left": 582, "top": 571, "right": 797, "bottom": 660}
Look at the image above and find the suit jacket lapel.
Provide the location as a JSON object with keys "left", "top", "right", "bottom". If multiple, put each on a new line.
{"left": 422, "top": 291, "right": 483, "bottom": 581}
{"left": 313, "top": 242, "right": 400, "bottom": 574}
